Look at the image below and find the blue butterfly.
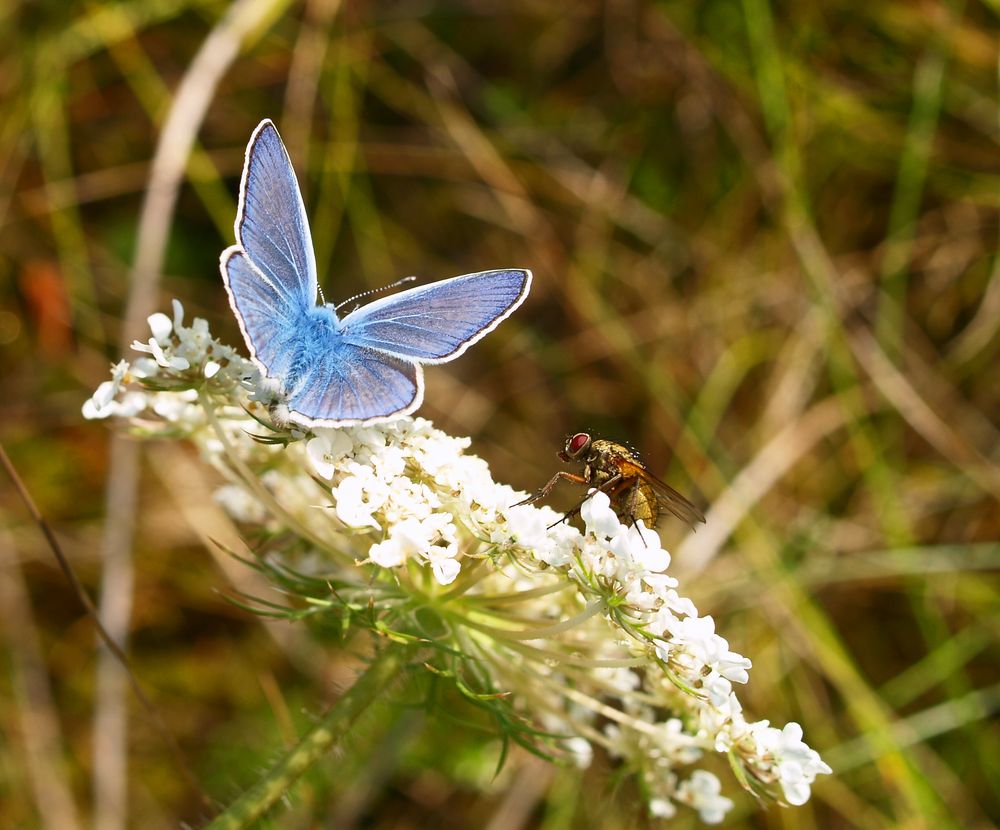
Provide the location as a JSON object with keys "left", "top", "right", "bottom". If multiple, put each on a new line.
{"left": 220, "top": 119, "right": 531, "bottom": 427}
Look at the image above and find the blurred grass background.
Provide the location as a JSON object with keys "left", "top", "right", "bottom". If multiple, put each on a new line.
{"left": 1, "top": 0, "right": 999, "bottom": 827}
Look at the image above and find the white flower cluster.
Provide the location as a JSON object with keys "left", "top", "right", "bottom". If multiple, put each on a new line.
{"left": 85, "top": 303, "right": 831, "bottom": 823}
{"left": 83, "top": 300, "right": 258, "bottom": 428}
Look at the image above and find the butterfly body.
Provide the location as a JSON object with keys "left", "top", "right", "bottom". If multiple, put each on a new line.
{"left": 221, "top": 119, "right": 531, "bottom": 427}
{"left": 282, "top": 307, "right": 338, "bottom": 391}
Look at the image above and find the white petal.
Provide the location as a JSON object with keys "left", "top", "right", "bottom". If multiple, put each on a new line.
{"left": 370, "top": 538, "right": 406, "bottom": 568}
{"left": 92, "top": 379, "right": 116, "bottom": 408}
{"left": 82, "top": 397, "right": 108, "bottom": 419}
{"left": 148, "top": 312, "right": 173, "bottom": 343}
{"left": 431, "top": 557, "right": 461, "bottom": 585}
{"left": 580, "top": 490, "right": 620, "bottom": 538}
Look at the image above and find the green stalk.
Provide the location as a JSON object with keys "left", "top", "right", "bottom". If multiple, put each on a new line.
{"left": 203, "top": 644, "right": 411, "bottom": 830}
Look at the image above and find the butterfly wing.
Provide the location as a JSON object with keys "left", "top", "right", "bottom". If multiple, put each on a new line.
{"left": 284, "top": 337, "right": 422, "bottom": 427}
{"left": 234, "top": 119, "right": 317, "bottom": 313}
{"left": 220, "top": 247, "right": 304, "bottom": 379}
{"left": 222, "top": 119, "right": 318, "bottom": 382}
{"left": 337, "top": 268, "right": 531, "bottom": 362}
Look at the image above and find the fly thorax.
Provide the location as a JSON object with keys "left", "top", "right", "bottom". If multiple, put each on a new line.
{"left": 587, "top": 462, "right": 614, "bottom": 487}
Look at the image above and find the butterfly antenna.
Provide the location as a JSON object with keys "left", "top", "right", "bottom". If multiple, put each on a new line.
{"left": 316, "top": 284, "right": 327, "bottom": 305}
{"left": 335, "top": 276, "right": 418, "bottom": 311}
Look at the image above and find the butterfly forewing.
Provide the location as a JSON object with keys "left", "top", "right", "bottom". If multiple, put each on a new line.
{"left": 339, "top": 268, "right": 531, "bottom": 362}
{"left": 236, "top": 120, "right": 317, "bottom": 313}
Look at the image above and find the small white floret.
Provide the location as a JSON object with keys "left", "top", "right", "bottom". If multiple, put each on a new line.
{"left": 148, "top": 312, "right": 173, "bottom": 343}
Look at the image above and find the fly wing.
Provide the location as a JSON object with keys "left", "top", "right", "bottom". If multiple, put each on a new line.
{"left": 337, "top": 269, "right": 531, "bottom": 362}
{"left": 234, "top": 119, "right": 318, "bottom": 313}
{"left": 283, "top": 339, "right": 422, "bottom": 427}
{"left": 638, "top": 467, "right": 706, "bottom": 527}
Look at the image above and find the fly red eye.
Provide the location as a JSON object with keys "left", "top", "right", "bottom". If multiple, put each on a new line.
{"left": 567, "top": 433, "right": 591, "bottom": 454}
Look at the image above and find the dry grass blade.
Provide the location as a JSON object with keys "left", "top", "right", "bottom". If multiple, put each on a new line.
{"left": 0, "top": 443, "right": 209, "bottom": 811}
{"left": 677, "top": 398, "right": 847, "bottom": 574}
{"left": 0, "top": 529, "right": 82, "bottom": 830}
{"left": 94, "top": 2, "right": 294, "bottom": 827}
{"left": 849, "top": 326, "right": 1000, "bottom": 500}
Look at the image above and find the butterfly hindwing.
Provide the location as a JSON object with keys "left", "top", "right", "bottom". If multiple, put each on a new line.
{"left": 221, "top": 247, "right": 303, "bottom": 380}
{"left": 235, "top": 119, "right": 317, "bottom": 312}
{"left": 338, "top": 268, "right": 531, "bottom": 362}
{"left": 286, "top": 340, "right": 422, "bottom": 426}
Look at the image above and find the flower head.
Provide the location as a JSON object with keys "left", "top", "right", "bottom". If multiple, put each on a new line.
{"left": 85, "top": 302, "right": 831, "bottom": 823}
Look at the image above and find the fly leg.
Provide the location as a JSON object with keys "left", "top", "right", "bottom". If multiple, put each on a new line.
{"left": 621, "top": 482, "right": 649, "bottom": 546}
{"left": 546, "top": 474, "right": 625, "bottom": 529}
{"left": 513, "top": 471, "right": 589, "bottom": 508}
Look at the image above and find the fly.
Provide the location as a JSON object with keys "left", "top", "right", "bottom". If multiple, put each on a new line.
{"left": 516, "top": 432, "right": 705, "bottom": 531}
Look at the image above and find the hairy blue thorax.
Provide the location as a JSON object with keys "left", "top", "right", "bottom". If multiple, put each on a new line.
{"left": 283, "top": 305, "right": 339, "bottom": 393}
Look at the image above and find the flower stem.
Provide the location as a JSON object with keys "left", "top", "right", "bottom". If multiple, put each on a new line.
{"left": 203, "top": 644, "right": 411, "bottom": 830}
{"left": 199, "top": 391, "right": 348, "bottom": 558}
{"left": 464, "top": 598, "right": 605, "bottom": 641}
